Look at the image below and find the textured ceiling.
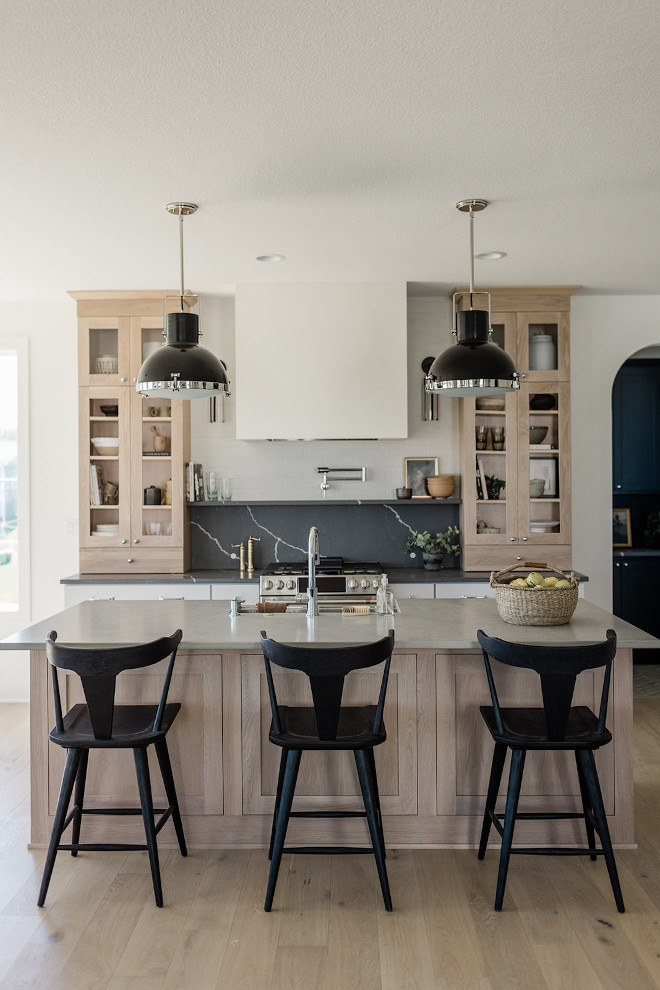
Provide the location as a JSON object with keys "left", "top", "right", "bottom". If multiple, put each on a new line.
{"left": 2, "top": 0, "right": 659, "bottom": 300}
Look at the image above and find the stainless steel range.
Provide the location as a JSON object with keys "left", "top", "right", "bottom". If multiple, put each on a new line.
{"left": 260, "top": 557, "right": 383, "bottom": 604}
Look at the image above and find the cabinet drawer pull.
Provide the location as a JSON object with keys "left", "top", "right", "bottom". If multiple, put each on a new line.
{"left": 159, "top": 595, "right": 185, "bottom": 600}
{"left": 461, "top": 595, "right": 487, "bottom": 599}
{"left": 127, "top": 558, "right": 134, "bottom": 563}
{"left": 89, "top": 596, "right": 115, "bottom": 601}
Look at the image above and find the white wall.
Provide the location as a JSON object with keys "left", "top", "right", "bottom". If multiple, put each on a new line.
{"left": 0, "top": 300, "right": 79, "bottom": 700}
{"left": 571, "top": 295, "right": 660, "bottom": 608}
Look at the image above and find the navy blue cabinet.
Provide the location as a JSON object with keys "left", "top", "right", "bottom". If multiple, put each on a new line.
{"left": 612, "top": 360, "right": 660, "bottom": 493}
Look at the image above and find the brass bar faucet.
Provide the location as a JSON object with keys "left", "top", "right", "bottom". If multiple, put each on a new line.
{"left": 231, "top": 542, "right": 246, "bottom": 571}
{"left": 247, "top": 535, "right": 261, "bottom": 573}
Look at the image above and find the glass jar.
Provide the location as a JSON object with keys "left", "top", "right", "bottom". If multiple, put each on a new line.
{"left": 529, "top": 333, "right": 556, "bottom": 371}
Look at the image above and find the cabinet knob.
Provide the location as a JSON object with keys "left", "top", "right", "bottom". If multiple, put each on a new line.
{"left": 120, "top": 377, "right": 127, "bottom": 383}
{"left": 121, "top": 539, "right": 127, "bottom": 545}
{"left": 133, "top": 539, "right": 139, "bottom": 544}
{"left": 616, "top": 484, "right": 622, "bottom": 489}
{"left": 510, "top": 537, "right": 516, "bottom": 543}
{"left": 516, "top": 556, "right": 522, "bottom": 561}
{"left": 520, "top": 373, "right": 527, "bottom": 379}
{"left": 133, "top": 377, "right": 137, "bottom": 382}
{"left": 615, "top": 561, "right": 620, "bottom": 567}
{"left": 127, "top": 558, "right": 134, "bottom": 563}
{"left": 522, "top": 537, "right": 528, "bottom": 542}
{"left": 624, "top": 561, "right": 629, "bottom": 567}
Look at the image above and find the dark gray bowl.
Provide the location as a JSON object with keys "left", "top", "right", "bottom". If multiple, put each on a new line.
{"left": 396, "top": 487, "right": 413, "bottom": 499}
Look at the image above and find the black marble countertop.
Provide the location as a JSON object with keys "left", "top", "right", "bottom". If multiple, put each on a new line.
{"left": 61, "top": 566, "right": 587, "bottom": 585}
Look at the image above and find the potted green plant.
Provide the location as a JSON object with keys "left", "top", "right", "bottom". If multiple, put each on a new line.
{"left": 485, "top": 474, "right": 506, "bottom": 500}
{"left": 405, "top": 526, "right": 461, "bottom": 570}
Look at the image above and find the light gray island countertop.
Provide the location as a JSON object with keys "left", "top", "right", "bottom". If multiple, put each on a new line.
{"left": 1, "top": 596, "right": 654, "bottom": 652}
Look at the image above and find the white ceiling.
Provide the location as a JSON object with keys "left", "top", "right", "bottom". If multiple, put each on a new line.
{"left": 3, "top": 0, "right": 659, "bottom": 301}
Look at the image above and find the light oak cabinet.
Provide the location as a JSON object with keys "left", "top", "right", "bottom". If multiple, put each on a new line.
{"left": 458, "top": 287, "right": 577, "bottom": 571}
{"left": 72, "top": 291, "right": 191, "bottom": 573}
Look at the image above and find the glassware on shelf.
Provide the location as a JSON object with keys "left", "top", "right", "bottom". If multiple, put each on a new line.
{"left": 205, "top": 472, "right": 219, "bottom": 501}
{"left": 475, "top": 426, "right": 488, "bottom": 450}
{"left": 492, "top": 427, "right": 504, "bottom": 450}
{"left": 220, "top": 478, "right": 232, "bottom": 502}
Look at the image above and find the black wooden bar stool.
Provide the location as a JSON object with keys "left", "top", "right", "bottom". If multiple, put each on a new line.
{"left": 38, "top": 629, "right": 186, "bottom": 908}
{"left": 259, "top": 629, "right": 395, "bottom": 912}
{"left": 476, "top": 628, "right": 624, "bottom": 913}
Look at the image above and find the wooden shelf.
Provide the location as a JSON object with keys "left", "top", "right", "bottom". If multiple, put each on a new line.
{"left": 89, "top": 504, "right": 120, "bottom": 509}
{"left": 89, "top": 455, "right": 119, "bottom": 461}
{"left": 90, "top": 416, "right": 119, "bottom": 421}
{"left": 142, "top": 505, "right": 172, "bottom": 511}
{"left": 142, "top": 417, "right": 171, "bottom": 422}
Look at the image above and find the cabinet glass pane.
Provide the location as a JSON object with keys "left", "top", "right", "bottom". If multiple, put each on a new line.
{"left": 88, "top": 396, "right": 121, "bottom": 538}
{"left": 528, "top": 323, "right": 559, "bottom": 372}
{"left": 528, "top": 389, "right": 561, "bottom": 535}
{"left": 474, "top": 409, "right": 508, "bottom": 540}
{"left": 88, "top": 328, "right": 119, "bottom": 376}
{"left": 140, "top": 404, "right": 173, "bottom": 539}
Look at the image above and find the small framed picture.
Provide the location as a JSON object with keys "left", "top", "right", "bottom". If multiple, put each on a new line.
{"left": 529, "top": 457, "right": 558, "bottom": 497}
{"left": 613, "top": 508, "right": 632, "bottom": 548}
{"left": 404, "top": 457, "right": 439, "bottom": 498}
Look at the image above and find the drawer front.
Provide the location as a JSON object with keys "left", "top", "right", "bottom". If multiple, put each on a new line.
{"left": 462, "top": 544, "right": 572, "bottom": 572}
{"left": 388, "top": 582, "right": 435, "bottom": 600}
{"left": 434, "top": 582, "right": 493, "bottom": 599}
{"left": 64, "top": 582, "right": 211, "bottom": 606}
{"left": 79, "top": 547, "right": 188, "bottom": 573}
{"left": 211, "top": 583, "right": 260, "bottom": 605}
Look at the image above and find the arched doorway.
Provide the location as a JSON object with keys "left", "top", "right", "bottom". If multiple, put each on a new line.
{"left": 611, "top": 345, "right": 660, "bottom": 665}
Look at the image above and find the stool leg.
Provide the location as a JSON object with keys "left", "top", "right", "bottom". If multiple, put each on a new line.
{"left": 355, "top": 749, "right": 392, "bottom": 912}
{"left": 494, "top": 748, "right": 525, "bottom": 912}
{"left": 366, "top": 747, "right": 386, "bottom": 860}
{"left": 134, "top": 747, "right": 163, "bottom": 908}
{"left": 578, "top": 749, "right": 625, "bottom": 913}
{"left": 38, "top": 748, "right": 81, "bottom": 907}
{"left": 71, "top": 749, "right": 89, "bottom": 856}
{"left": 478, "top": 742, "right": 507, "bottom": 860}
{"left": 574, "top": 750, "right": 597, "bottom": 861}
{"left": 155, "top": 740, "right": 187, "bottom": 857}
{"left": 265, "top": 749, "right": 301, "bottom": 912}
{"left": 269, "top": 749, "right": 288, "bottom": 861}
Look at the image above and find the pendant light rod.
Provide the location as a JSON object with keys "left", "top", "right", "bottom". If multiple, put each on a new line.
{"left": 456, "top": 198, "right": 487, "bottom": 306}
{"left": 165, "top": 203, "right": 198, "bottom": 311}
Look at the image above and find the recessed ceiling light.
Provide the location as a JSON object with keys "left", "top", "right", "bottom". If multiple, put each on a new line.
{"left": 476, "top": 251, "right": 507, "bottom": 260}
{"left": 256, "top": 254, "right": 286, "bottom": 262}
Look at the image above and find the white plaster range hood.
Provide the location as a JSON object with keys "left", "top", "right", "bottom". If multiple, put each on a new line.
{"left": 235, "top": 282, "right": 408, "bottom": 440}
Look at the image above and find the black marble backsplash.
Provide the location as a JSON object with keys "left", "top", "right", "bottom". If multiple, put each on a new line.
{"left": 189, "top": 501, "right": 461, "bottom": 571}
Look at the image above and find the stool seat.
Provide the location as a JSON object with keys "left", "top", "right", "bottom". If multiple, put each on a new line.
{"left": 269, "top": 704, "right": 385, "bottom": 750}
{"left": 479, "top": 705, "right": 612, "bottom": 749}
{"left": 50, "top": 702, "right": 182, "bottom": 749}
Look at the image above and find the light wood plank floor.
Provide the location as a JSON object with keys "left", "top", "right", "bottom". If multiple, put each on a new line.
{"left": 1, "top": 701, "right": 659, "bottom": 990}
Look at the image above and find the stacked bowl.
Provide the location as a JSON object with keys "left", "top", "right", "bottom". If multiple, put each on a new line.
{"left": 426, "top": 474, "right": 455, "bottom": 498}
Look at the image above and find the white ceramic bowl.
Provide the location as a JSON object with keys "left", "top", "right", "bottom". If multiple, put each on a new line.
{"left": 91, "top": 437, "right": 119, "bottom": 454}
{"left": 529, "top": 521, "right": 560, "bottom": 532}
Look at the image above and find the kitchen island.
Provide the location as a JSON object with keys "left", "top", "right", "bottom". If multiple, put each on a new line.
{"left": 2, "top": 597, "right": 655, "bottom": 850}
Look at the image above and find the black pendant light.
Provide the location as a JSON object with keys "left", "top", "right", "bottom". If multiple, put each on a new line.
{"left": 425, "top": 199, "right": 519, "bottom": 398}
{"left": 136, "top": 203, "right": 231, "bottom": 400}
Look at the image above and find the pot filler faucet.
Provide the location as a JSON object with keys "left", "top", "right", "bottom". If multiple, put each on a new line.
{"left": 307, "top": 526, "right": 320, "bottom": 618}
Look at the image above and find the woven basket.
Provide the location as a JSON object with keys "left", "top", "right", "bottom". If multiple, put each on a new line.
{"left": 491, "top": 561, "right": 579, "bottom": 626}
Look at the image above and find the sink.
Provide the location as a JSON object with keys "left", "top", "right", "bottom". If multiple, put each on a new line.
{"left": 229, "top": 598, "right": 399, "bottom": 616}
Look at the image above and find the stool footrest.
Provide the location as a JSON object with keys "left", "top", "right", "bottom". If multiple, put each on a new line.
{"left": 58, "top": 843, "right": 149, "bottom": 852}
{"left": 289, "top": 811, "right": 367, "bottom": 819}
{"left": 81, "top": 807, "right": 170, "bottom": 816}
{"left": 283, "top": 846, "right": 375, "bottom": 855}
{"left": 512, "top": 847, "right": 606, "bottom": 856}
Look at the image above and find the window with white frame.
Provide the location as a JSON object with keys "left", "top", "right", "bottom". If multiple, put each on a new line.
{"left": 0, "top": 340, "right": 29, "bottom": 626}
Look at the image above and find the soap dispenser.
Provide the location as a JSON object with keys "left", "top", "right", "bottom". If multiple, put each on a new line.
{"left": 376, "top": 573, "right": 394, "bottom": 615}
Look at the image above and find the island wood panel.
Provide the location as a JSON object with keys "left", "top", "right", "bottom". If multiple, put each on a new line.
{"left": 42, "top": 652, "right": 222, "bottom": 836}
{"left": 240, "top": 652, "right": 418, "bottom": 816}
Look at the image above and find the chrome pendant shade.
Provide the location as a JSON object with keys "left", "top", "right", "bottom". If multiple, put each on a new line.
{"left": 136, "top": 203, "right": 231, "bottom": 400}
{"left": 425, "top": 200, "right": 519, "bottom": 398}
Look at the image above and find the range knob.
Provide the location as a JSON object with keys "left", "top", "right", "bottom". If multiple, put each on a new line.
{"left": 348, "top": 579, "right": 358, "bottom": 589}
{"left": 360, "top": 579, "right": 369, "bottom": 589}
{"left": 372, "top": 579, "right": 379, "bottom": 589}
{"left": 286, "top": 579, "right": 295, "bottom": 590}
{"left": 275, "top": 579, "right": 284, "bottom": 590}
{"left": 262, "top": 579, "right": 273, "bottom": 591}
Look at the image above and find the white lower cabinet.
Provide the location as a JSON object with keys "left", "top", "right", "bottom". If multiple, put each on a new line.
{"left": 389, "top": 583, "right": 435, "bottom": 601}
{"left": 211, "top": 583, "right": 260, "bottom": 605}
{"left": 434, "top": 582, "right": 494, "bottom": 599}
{"left": 63, "top": 583, "right": 212, "bottom": 607}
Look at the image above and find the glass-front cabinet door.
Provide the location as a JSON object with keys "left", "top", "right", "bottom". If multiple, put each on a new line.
{"left": 130, "top": 391, "right": 189, "bottom": 549}
{"left": 460, "top": 393, "right": 519, "bottom": 546}
{"left": 516, "top": 312, "right": 570, "bottom": 382}
{"left": 80, "top": 388, "right": 131, "bottom": 551}
{"left": 78, "top": 317, "right": 131, "bottom": 387}
{"left": 517, "top": 382, "right": 571, "bottom": 545}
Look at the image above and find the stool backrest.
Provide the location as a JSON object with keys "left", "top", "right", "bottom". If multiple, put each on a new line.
{"left": 260, "top": 630, "right": 395, "bottom": 741}
{"left": 476, "top": 628, "right": 617, "bottom": 742}
{"left": 45, "top": 629, "right": 183, "bottom": 740}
